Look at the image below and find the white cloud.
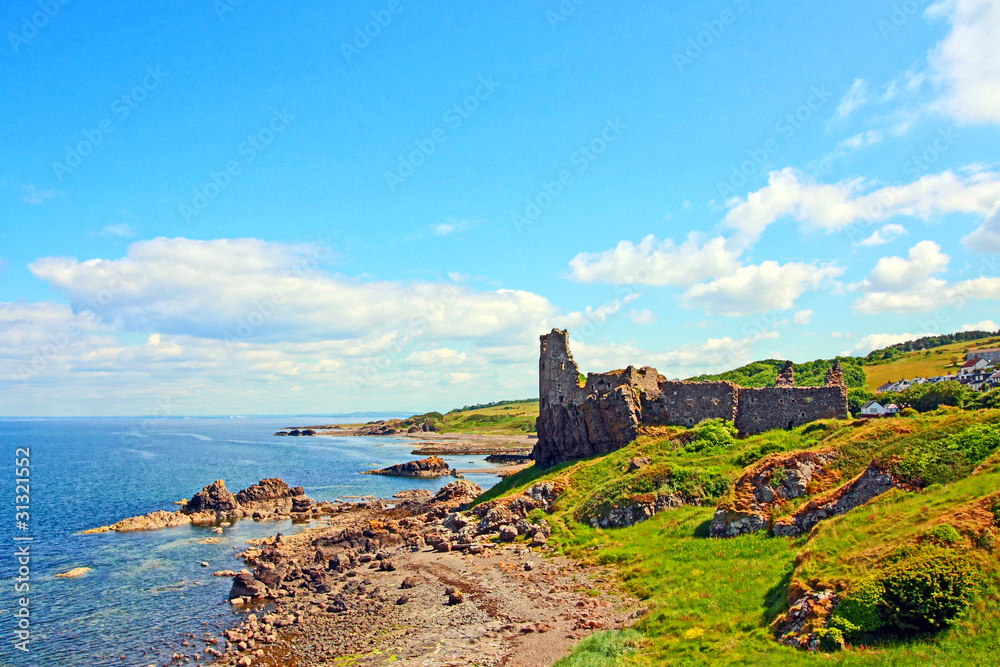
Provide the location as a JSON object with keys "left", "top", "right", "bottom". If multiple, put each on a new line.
{"left": 682, "top": 261, "right": 844, "bottom": 316}
{"left": 553, "top": 293, "right": 640, "bottom": 330}
{"left": 858, "top": 223, "right": 907, "bottom": 246}
{"left": 852, "top": 240, "right": 1000, "bottom": 313}
{"left": 404, "top": 348, "right": 468, "bottom": 367}
{"left": 567, "top": 234, "right": 741, "bottom": 286}
{"left": 838, "top": 130, "right": 884, "bottom": 151}
{"left": 793, "top": 310, "right": 813, "bottom": 325}
{"left": 836, "top": 79, "right": 868, "bottom": 121}
{"left": 851, "top": 240, "right": 950, "bottom": 313}
{"left": 28, "top": 237, "right": 556, "bottom": 344}
{"left": 962, "top": 319, "right": 998, "bottom": 332}
{"left": 630, "top": 309, "right": 657, "bottom": 325}
{"left": 100, "top": 223, "right": 135, "bottom": 238}
{"left": 21, "top": 184, "right": 65, "bottom": 206}
{"left": 851, "top": 332, "right": 923, "bottom": 355}
{"left": 724, "top": 166, "right": 1000, "bottom": 244}
{"left": 431, "top": 220, "right": 474, "bottom": 236}
{"left": 928, "top": 0, "right": 1000, "bottom": 124}
{"left": 962, "top": 203, "right": 1000, "bottom": 251}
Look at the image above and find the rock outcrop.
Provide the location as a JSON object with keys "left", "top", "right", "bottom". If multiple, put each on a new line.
{"left": 363, "top": 456, "right": 455, "bottom": 478}
{"left": 533, "top": 329, "right": 848, "bottom": 468}
{"left": 183, "top": 479, "right": 239, "bottom": 515}
{"left": 587, "top": 492, "right": 695, "bottom": 529}
{"left": 85, "top": 478, "right": 320, "bottom": 534}
{"left": 772, "top": 461, "right": 903, "bottom": 537}
{"left": 709, "top": 451, "right": 836, "bottom": 538}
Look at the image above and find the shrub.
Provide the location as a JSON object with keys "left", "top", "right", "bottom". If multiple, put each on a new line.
{"left": 685, "top": 419, "right": 737, "bottom": 453}
{"left": 947, "top": 423, "right": 1000, "bottom": 464}
{"left": 830, "top": 546, "right": 977, "bottom": 638}
{"left": 880, "top": 546, "right": 976, "bottom": 633}
{"left": 815, "top": 627, "right": 845, "bottom": 653}
{"left": 921, "top": 523, "right": 962, "bottom": 546}
{"left": 829, "top": 577, "right": 885, "bottom": 637}
{"left": 899, "top": 381, "right": 970, "bottom": 412}
{"left": 899, "top": 407, "right": 918, "bottom": 418}
{"left": 967, "top": 388, "right": 1000, "bottom": 410}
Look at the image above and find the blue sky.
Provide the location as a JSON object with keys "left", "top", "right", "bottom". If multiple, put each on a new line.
{"left": 2, "top": 0, "right": 999, "bottom": 415}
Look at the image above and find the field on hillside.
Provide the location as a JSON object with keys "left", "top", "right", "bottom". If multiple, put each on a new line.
{"left": 433, "top": 399, "right": 540, "bottom": 435}
{"left": 478, "top": 411, "right": 1000, "bottom": 666}
{"left": 863, "top": 337, "right": 1000, "bottom": 389}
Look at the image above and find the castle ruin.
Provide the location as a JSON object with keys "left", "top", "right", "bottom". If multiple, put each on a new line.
{"left": 532, "top": 329, "right": 848, "bottom": 468}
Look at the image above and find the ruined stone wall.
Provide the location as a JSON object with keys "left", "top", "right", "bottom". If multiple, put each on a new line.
{"left": 734, "top": 386, "right": 845, "bottom": 435}
{"left": 533, "top": 329, "right": 849, "bottom": 467}
{"left": 642, "top": 381, "right": 738, "bottom": 427}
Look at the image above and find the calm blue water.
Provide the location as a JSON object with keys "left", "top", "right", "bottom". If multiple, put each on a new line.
{"left": 0, "top": 418, "right": 503, "bottom": 667}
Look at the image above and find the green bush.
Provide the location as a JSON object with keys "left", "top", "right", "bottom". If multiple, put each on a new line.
{"left": 733, "top": 441, "right": 785, "bottom": 467}
{"left": 947, "top": 423, "right": 1000, "bottom": 464}
{"left": 899, "top": 381, "right": 971, "bottom": 412}
{"left": 967, "top": 388, "right": 1000, "bottom": 410}
{"left": 921, "top": 523, "right": 962, "bottom": 546}
{"left": 815, "top": 627, "right": 845, "bottom": 652}
{"left": 880, "top": 547, "right": 976, "bottom": 633}
{"left": 830, "top": 546, "right": 977, "bottom": 638}
{"left": 829, "top": 576, "right": 886, "bottom": 637}
{"left": 684, "top": 419, "right": 737, "bottom": 453}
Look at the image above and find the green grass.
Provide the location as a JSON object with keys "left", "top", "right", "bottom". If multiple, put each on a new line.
{"left": 479, "top": 412, "right": 1000, "bottom": 666}
{"left": 396, "top": 399, "right": 539, "bottom": 435}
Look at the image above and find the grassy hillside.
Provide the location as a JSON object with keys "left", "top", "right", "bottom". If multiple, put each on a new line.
{"left": 477, "top": 411, "right": 1000, "bottom": 666}
{"left": 397, "top": 399, "right": 539, "bottom": 435}
{"left": 863, "top": 336, "right": 1000, "bottom": 388}
{"left": 690, "top": 331, "right": 1000, "bottom": 392}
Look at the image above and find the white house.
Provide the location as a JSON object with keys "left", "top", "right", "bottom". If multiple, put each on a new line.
{"left": 860, "top": 400, "right": 887, "bottom": 416}
{"left": 885, "top": 403, "right": 900, "bottom": 415}
{"left": 960, "top": 358, "right": 989, "bottom": 376}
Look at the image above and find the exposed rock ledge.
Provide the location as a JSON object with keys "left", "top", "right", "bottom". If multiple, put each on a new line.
{"left": 363, "top": 456, "right": 457, "bottom": 478}
{"left": 82, "top": 478, "right": 323, "bottom": 534}
{"left": 709, "top": 451, "right": 907, "bottom": 539}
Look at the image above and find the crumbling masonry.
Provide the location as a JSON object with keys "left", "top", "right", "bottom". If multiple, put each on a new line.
{"left": 532, "top": 330, "right": 848, "bottom": 468}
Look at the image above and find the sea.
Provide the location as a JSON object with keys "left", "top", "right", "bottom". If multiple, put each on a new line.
{"left": 0, "top": 417, "right": 506, "bottom": 667}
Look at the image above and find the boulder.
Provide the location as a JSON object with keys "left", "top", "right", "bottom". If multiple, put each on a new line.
{"left": 626, "top": 456, "right": 652, "bottom": 473}
{"left": 235, "top": 478, "right": 294, "bottom": 511}
{"left": 431, "top": 479, "right": 483, "bottom": 505}
{"left": 184, "top": 480, "right": 239, "bottom": 515}
{"left": 364, "top": 456, "right": 454, "bottom": 478}
{"left": 229, "top": 572, "right": 267, "bottom": 600}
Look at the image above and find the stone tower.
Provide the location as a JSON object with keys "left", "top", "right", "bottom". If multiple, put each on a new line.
{"left": 776, "top": 361, "right": 795, "bottom": 388}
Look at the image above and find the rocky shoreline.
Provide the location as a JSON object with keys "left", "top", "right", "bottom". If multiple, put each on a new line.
{"left": 82, "top": 478, "right": 329, "bottom": 534}
{"left": 194, "top": 479, "right": 636, "bottom": 666}
{"left": 275, "top": 422, "right": 537, "bottom": 459}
